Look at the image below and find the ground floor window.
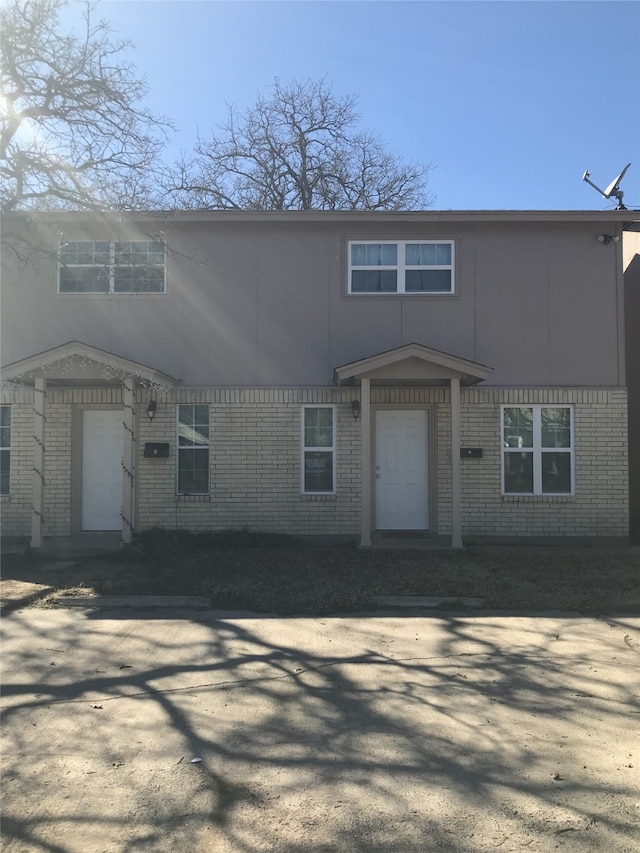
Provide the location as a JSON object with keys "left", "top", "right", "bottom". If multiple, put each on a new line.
{"left": 177, "top": 404, "right": 209, "bottom": 494}
{"left": 0, "top": 405, "right": 10, "bottom": 496}
{"left": 502, "top": 405, "right": 574, "bottom": 495}
{"left": 302, "top": 406, "right": 336, "bottom": 493}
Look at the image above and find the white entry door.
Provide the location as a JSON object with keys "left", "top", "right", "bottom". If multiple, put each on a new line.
{"left": 375, "top": 409, "right": 429, "bottom": 530}
{"left": 82, "top": 409, "right": 123, "bottom": 531}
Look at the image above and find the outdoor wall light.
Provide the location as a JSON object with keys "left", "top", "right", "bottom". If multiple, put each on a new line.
{"left": 146, "top": 400, "right": 157, "bottom": 421}
{"left": 351, "top": 399, "right": 361, "bottom": 420}
{"left": 597, "top": 234, "right": 620, "bottom": 245}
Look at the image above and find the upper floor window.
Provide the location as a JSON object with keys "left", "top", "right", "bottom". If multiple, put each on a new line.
{"left": 502, "top": 406, "right": 574, "bottom": 496}
{"left": 348, "top": 241, "right": 454, "bottom": 294}
{"left": 59, "top": 240, "right": 166, "bottom": 293}
{"left": 0, "top": 405, "right": 10, "bottom": 496}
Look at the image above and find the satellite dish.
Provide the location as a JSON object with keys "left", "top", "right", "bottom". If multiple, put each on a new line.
{"left": 582, "top": 163, "right": 631, "bottom": 210}
{"left": 604, "top": 163, "right": 631, "bottom": 199}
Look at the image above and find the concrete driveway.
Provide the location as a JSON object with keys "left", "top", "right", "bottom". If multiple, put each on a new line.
{"left": 1, "top": 605, "right": 639, "bottom": 852}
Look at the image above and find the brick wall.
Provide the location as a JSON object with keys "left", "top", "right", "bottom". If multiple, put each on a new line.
{"left": 459, "top": 388, "right": 629, "bottom": 537}
{"left": 136, "top": 388, "right": 362, "bottom": 535}
{"left": 42, "top": 402, "right": 72, "bottom": 536}
{"left": 0, "top": 385, "right": 34, "bottom": 537}
{"left": 0, "top": 385, "right": 124, "bottom": 539}
{"left": 1, "top": 384, "right": 629, "bottom": 540}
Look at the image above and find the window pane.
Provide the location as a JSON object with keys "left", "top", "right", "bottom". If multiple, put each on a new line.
{"left": 178, "top": 405, "right": 209, "bottom": 446}
{"left": 304, "top": 451, "right": 333, "bottom": 492}
{"left": 0, "top": 449, "right": 9, "bottom": 495}
{"left": 541, "top": 408, "right": 571, "bottom": 448}
{"left": 406, "top": 243, "right": 452, "bottom": 267}
{"left": 405, "top": 243, "right": 436, "bottom": 266}
{"left": 304, "top": 408, "right": 333, "bottom": 448}
{"left": 59, "top": 267, "right": 109, "bottom": 292}
{"left": 193, "top": 404, "right": 209, "bottom": 425}
{"left": 59, "top": 242, "right": 79, "bottom": 263}
{"left": 406, "top": 243, "right": 436, "bottom": 265}
{"left": 435, "top": 243, "right": 452, "bottom": 265}
{"left": 114, "top": 266, "right": 164, "bottom": 293}
{"left": 114, "top": 241, "right": 165, "bottom": 265}
{"left": 0, "top": 406, "right": 10, "bottom": 449}
{"left": 405, "top": 270, "right": 452, "bottom": 293}
{"left": 304, "top": 407, "right": 318, "bottom": 446}
{"left": 179, "top": 405, "right": 194, "bottom": 427}
{"left": 84, "top": 242, "right": 108, "bottom": 264}
{"left": 542, "top": 452, "right": 571, "bottom": 493}
{"left": 504, "top": 452, "right": 533, "bottom": 493}
{"left": 503, "top": 408, "right": 533, "bottom": 448}
{"left": 147, "top": 242, "right": 165, "bottom": 263}
{"left": 178, "top": 448, "right": 209, "bottom": 494}
{"left": 351, "top": 270, "right": 397, "bottom": 293}
{"left": 351, "top": 243, "right": 396, "bottom": 266}
{"left": 115, "top": 241, "right": 137, "bottom": 263}
{"left": 60, "top": 241, "right": 110, "bottom": 265}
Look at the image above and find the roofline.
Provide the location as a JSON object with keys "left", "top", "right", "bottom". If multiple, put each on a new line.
{"left": 2, "top": 208, "right": 638, "bottom": 224}
{"left": 334, "top": 343, "right": 493, "bottom": 386}
{"left": 1, "top": 341, "right": 180, "bottom": 385}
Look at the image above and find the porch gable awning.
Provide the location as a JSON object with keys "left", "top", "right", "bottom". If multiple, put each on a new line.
{"left": 333, "top": 343, "right": 492, "bottom": 386}
{"left": 1, "top": 341, "right": 180, "bottom": 389}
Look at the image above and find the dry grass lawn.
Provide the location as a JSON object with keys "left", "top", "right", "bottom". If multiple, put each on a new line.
{"left": 2, "top": 529, "right": 639, "bottom": 614}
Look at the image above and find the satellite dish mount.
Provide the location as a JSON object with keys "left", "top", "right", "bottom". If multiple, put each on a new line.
{"left": 582, "top": 163, "right": 631, "bottom": 210}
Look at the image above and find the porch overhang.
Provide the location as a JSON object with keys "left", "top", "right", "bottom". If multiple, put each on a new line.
{"left": 335, "top": 344, "right": 492, "bottom": 551}
{"left": 2, "top": 342, "right": 179, "bottom": 551}
{"left": 1, "top": 341, "right": 180, "bottom": 389}
{"left": 333, "top": 343, "right": 492, "bottom": 386}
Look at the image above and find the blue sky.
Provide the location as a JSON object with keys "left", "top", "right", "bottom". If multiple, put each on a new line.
{"left": 93, "top": 0, "right": 639, "bottom": 210}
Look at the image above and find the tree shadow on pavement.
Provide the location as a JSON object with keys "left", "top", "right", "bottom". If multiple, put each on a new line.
{"left": 1, "top": 607, "right": 638, "bottom": 852}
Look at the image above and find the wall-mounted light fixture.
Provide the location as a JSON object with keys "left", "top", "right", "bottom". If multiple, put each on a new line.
{"left": 351, "top": 399, "right": 361, "bottom": 420}
{"left": 146, "top": 400, "right": 157, "bottom": 421}
{"left": 597, "top": 234, "right": 620, "bottom": 245}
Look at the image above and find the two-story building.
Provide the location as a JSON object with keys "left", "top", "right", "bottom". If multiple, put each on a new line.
{"left": 0, "top": 209, "right": 634, "bottom": 547}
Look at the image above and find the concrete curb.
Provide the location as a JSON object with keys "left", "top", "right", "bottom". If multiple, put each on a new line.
{"left": 57, "top": 594, "right": 211, "bottom": 609}
{"left": 369, "top": 595, "right": 485, "bottom": 609}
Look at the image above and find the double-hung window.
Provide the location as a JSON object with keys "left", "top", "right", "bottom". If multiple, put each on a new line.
{"left": 302, "top": 406, "right": 336, "bottom": 494}
{"left": 0, "top": 406, "right": 10, "bottom": 497}
{"left": 177, "top": 405, "right": 210, "bottom": 495}
{"left": 59, "top": 240, "right": 166, "bottom": 293}
{"left": 348, "top": 241, "right": 454, "bottom": 294}
{"left": 502, "top": 406, "right": 574, "bottom": 495}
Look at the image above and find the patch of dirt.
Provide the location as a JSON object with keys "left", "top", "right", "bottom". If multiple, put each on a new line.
{"left": 0, "top": 578, "right": 54, "bottom": 609}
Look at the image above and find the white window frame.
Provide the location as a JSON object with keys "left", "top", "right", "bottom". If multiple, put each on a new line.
{"left": 301, "top": 405, "right": 336, "bottom": 495}
{"left": 58, "top": 240, "right": 166, "bottom": 294}
{"left": 176, "top": 404, "right": 210, "bottom": 496}
{"left": 501, "top": 405, "right": 575, "bottom": 496}
{"left": 348, "top": 240, "right": 455, "bottom": 295}
{"left": 0, "top": 405, "right": 10, "bottom": 497}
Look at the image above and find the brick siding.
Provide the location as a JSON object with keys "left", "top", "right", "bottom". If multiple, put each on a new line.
{"left": 459, "top": 388, "right": 629, "bottom": 537}
{"left": 0, "top": 384, "right": 629, "bottom": 540}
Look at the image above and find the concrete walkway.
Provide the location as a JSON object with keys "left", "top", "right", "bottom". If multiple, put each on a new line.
{"left": 1, "top": 605, "right": 639, "bottom": 852}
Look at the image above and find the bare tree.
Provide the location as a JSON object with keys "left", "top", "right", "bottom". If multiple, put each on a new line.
{"left": 0, "top": 0, "right": 172, "bottom": 213}
{"left": 171, "top": 78, "right": 433, "bottom": 211}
